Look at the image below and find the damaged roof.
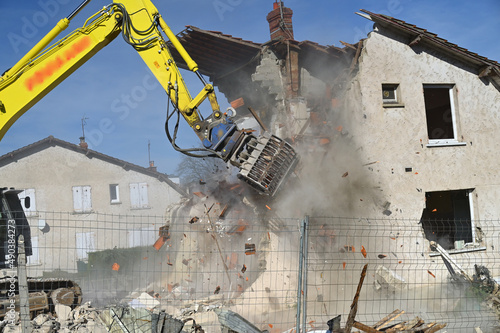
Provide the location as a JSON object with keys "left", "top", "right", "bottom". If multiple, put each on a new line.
{"left": 0, "top": 136, "right": 186, "bottom": 196}
{"left": 169, "top": 11, "right": 499, "bottom": 89}
{"left": 168, "top": 26, "right": 262, "bottom": 78}
{"left": 168, "top": 26, "right": 359, "bottom": 80}
{"left": 358, "top": 9, "right": 500, "bottom": 88}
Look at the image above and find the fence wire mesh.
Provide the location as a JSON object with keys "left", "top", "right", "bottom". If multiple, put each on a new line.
{"left": 3, "top": 211, "right": 500, "bottom": 332}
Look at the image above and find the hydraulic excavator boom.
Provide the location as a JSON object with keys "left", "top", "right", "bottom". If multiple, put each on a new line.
{"left": 0, "top": 0, "right": 298, "bottom": 196}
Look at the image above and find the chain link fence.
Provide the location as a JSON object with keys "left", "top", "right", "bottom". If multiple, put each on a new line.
{"left": 3, "top": 212, "right": 500, "bottom": 332}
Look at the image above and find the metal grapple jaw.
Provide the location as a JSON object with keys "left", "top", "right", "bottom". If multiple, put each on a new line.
{"left": 230, "top": 132, "right": 298, "bottom": 196}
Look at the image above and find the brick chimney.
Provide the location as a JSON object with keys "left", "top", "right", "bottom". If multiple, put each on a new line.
{"left": 148, "top": 160, "right": 157, "bottom": 172}
{"left": 79, "top": 136, "right": 88, "bottom": 149}
{"left": 266, "top": 1, "right": 294, "bottom": 40}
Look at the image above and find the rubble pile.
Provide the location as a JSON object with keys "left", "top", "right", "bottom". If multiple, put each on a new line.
{"left": 0, "top": 302, "right": 106, "bottom": 333}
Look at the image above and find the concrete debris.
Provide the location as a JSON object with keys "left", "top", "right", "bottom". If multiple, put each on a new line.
{"left": 214, "top": 308, "right": 263, "bottom": 333}
{"left": 374, "top": 265, "right": 407, "bottom": 293}
{"left": 0, "top": 302, "right": 108, "bottom": 332}
{"left": 129, "top": 292, "right": 160, "bottom": 310}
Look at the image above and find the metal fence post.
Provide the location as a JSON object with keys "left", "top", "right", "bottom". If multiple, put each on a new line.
{"left": 18, "top": 235, "right": 31, "bottom": 333}
{"left": 302, "top": 215, "right": 309, "bottom": 333}
{"left": 295, "top": 216, "right": 308, "bottom": 333}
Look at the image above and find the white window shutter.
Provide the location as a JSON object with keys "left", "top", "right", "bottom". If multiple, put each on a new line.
{"left": 76, "top": 232, "right": 95, "bottom": 260}
{"left": 82, "top": 186, "right": 92, "bottom": 212}
{"left": 73, "top": 186, "right": 83, "bottom": 212}
{"left": 139, "top": 183, "right": 149, "bottom": 208}
{"left": 130, "top": 183, "right": 139, "bottom": 208}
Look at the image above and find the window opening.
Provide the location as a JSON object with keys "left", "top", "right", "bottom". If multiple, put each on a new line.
{"left": 109, "top": 184, "right": 120, "bottom": 204}
{"left": 423, "top": 85, "right": 457, "bottom": 143}
{"left": 420, "top": 189, "right": 474, "bottom": 250}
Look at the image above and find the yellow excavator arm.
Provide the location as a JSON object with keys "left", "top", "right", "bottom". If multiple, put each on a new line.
{"left": 0, "top": 0, "right": 298, "bottom": 196}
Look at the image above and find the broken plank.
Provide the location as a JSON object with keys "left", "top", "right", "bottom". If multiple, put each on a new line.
{"left": 424, "top": 324, "right": 447, "bottom": 333}
{"left": 400, "top": 317, "right": 424, "bottom": 330}
{"left": 345, "top": 264, "right": 368, "bottom": 333}
{"left": 373, "top": 309, "right": 405, "bottom": 330}
{"left": 353, "top": 321, "right": 382, "bottom": 333}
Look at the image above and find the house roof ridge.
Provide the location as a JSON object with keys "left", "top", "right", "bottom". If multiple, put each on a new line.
{"left": 359, "top": 9, "right": 500, "bottom": 68}
{"left": 0, "top": 136, "right": 187, "bottom": 197}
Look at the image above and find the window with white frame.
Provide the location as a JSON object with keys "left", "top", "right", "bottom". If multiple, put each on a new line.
{"left": 72, "top": 186, "right": 92, "bottom": 213}
{"left": 382, "top": 83, "right": 401, "bottom": 106}
{"left": 109, "top": 184, "right": 120, "bottom": 204}
{"left": 423, "top": 84, "right": 464, "bottom": 146}
{"left": 129, "top": 183, "right": 149, "bottom": 209}
{"left": 19, "top": 189, "right": 37, "bottom": 217}
{"left": 420, "top": 189, "right": 477, "bottom": 251}
{"left": 76, "top": 232, "right": 95, "bottom": 260}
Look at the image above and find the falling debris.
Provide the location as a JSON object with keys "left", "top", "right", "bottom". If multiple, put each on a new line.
{"left": 230, "top": 97, "right": 245, "bottom": 108}
{"left": 153, "top": 224, "right": 170, "bottom": 250}
{"left": 245, "top": 243, "right": 256, "bottom": 255}
{"left": 361, "top": 246, "right": 367, "bottom": 258}
{"left": 342, "top": 172, "right": 349, "bottom": 178}
{"left": 427, "top": 270, "right": 436, "bottom": 278}
{"left": 214, "top": 286, "right": 221, "bottom": 294}
{"left": 241, "top": 264, "right": 247, "bottom": 273}
{"left": 189, "top": 216, "right": 199, "bottom": 224}
{"left": 112, "top": 263, "right": 120, "bottom": 271}
{"left": 219, "top": 204, "right": 229, "bottom": 219}
{"left": 378, "top": 254, "right": 387, "bottom": 259}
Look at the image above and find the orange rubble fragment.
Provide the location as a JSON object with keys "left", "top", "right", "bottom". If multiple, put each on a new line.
{"left": 343, "top": 262, "right": 346, "bottom": 269}
{"left": 361, "top": 246, "right": 367, "bottom": 258}
{"left": 427, "top": 270, "right": 436, "bottom": 278}
{"left": 319, "top": 138, "right": 330, "bottom": 145}
{"left": 112, "top": 263, "right": 120, "bottom": 271}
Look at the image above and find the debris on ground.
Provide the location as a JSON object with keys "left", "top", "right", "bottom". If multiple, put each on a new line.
{"left": 341, "top": 265, "right": 447, "bottom": 333}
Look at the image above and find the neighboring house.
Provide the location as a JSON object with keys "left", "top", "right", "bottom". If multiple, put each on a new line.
{"left": 168, "top": 4, "right": 500, "bottom": 281}
{"left": 0, "top": 136, "right": 186, "bottom": 273}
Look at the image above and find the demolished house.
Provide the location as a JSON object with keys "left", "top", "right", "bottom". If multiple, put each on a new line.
{"left": 169, "top": 3, "right": 500, "bottom": 270}
{"left": 160, "top": 2, "right": 500, "bottom": 330}
{"left": 2, "top": 3, "right": 500, "bottom": 332}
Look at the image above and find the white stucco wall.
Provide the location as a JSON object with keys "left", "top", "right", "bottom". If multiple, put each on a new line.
{"left": 338, "top": 25, "right": 500, "bottom": 281}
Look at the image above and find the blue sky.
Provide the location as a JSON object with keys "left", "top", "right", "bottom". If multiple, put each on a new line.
{"left": 1, "top": 0, "right": 499, "bottom": 175}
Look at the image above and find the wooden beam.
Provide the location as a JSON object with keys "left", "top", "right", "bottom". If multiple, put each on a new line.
{"left": 344, "top": 264, "right": 368, "bottom": 332}
{"left": 353, "top": 321, "right": 382, "bottom": 333}
{"left": 373, "top": 309, "right": 404, "bottom": 330}
{"left": 340, "top": 40, "right": 357, "bottom": 51}
{"left": 425, "top": 323, "right": 447, "bottom": 333}
{"left": 409, "top": 34, "right": 423, "bottom": 46}
{"left": 479, "top": 65, "right": 493, "bottom": 78}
